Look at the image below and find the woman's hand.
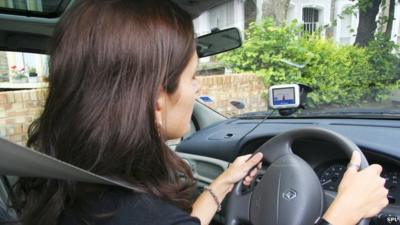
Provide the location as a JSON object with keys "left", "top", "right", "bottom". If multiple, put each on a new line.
{"left": 191, "top": 153, "right": 263, "bottom": 225}
{"left": 203, "top": 153, "right": 263, "bottom": 202}
{"left": 215, "top": 152, "right": 263, "bottom": 191}
{"left": 323, "top": 151, "right": 389, "bottom": 225}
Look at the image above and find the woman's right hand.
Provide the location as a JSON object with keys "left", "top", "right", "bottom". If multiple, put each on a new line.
{"left": 323, "top": 151, "right": 389, "bottom": 225}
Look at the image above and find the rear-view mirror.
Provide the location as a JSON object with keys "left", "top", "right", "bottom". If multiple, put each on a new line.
{"left": 196, "top": 27, "right": 242, "bottom": 58}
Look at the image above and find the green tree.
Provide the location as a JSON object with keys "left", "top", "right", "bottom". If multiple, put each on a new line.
{"left": 218, "top": 18, "right": 400, "bottom": 107}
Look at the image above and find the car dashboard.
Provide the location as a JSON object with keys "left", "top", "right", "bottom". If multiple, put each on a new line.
{"left": 177, "top": 118, "right": 400, "bottom": 224}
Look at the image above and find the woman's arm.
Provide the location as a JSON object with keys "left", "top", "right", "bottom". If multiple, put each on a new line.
{"left": 191, "top": 153, "right": 263, "bottom": 225}
{"left": 190, "top": 177, "right": 232, "bottom": 225}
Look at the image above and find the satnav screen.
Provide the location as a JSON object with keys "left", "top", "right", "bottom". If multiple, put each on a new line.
{"left": 272, "top": 87, "right": 295, "bottom": 105}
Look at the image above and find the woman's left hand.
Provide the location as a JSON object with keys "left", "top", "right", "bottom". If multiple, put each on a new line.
{"left": 191, "top": 153, "right": 263, "bottom": 225}
{"left": 215, "top": 152, "right": 264, "bottom": 191}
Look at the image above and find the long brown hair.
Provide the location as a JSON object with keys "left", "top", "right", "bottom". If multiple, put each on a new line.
{"left": 13, "top": 0, "right": 196, "bottom": 224}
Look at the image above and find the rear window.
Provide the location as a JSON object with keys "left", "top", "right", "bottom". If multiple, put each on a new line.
{"left": 0, "top": 0, "right": 71, "bottom": 18}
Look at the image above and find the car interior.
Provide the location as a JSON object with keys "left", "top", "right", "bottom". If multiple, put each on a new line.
{"left": 0, "top": 0, "right": 399, "bottom": 225}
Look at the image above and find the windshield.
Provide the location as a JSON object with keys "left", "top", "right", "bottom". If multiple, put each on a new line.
{"left": 194, "top": 0, "right": 400, "bottom": 119}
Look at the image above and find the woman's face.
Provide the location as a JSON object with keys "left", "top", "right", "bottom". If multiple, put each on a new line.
{"left": 156, "top": 52, "right": 200, "bottom": 140}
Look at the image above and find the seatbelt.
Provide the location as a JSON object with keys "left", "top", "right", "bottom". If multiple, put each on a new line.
{"left": 0, "top": 137, "right": 136, "bottom": 191}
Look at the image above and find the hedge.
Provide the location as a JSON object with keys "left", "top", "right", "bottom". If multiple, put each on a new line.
{"left": 218, "top": 19, "right": 400, "bottom": 108}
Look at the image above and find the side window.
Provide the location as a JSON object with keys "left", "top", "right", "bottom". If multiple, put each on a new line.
{"left": 0, "top": 51, "right": 48, "bottom": 147}
{"left": 0, "top": 0, "right": 49, "bottom": 12}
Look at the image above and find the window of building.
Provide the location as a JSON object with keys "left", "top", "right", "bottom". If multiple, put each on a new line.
{"left": 303, "top": 7, "right": 319, "bottom": 33}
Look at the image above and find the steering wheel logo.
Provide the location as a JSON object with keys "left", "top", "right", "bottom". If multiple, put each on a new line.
{"left": 282, "top": 189, "right": 297, "bottom": 200}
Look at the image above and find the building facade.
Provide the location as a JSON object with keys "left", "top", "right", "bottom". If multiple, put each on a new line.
{"left": 194, "top": 0, "right": 400, "bottom": 45}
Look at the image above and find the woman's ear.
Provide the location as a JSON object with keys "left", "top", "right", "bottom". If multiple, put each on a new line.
{"left": 155, "top": 90, "right": 167, "bottom": 127}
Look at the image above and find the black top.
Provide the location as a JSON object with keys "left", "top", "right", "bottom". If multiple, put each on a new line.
{"left": 59, "top": 189, "right": 201, "bottom": 225}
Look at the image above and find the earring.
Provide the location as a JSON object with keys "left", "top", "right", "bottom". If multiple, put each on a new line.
{"left": 156, "top": 119, "right": 164, "bottom": 129}
{"left": 156, "top": 119, "right": 163, "bottom": 137}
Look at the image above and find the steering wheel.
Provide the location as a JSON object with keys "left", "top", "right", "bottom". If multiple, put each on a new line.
{"left": 226, "top": 127, "right": 370, "bottom": 225}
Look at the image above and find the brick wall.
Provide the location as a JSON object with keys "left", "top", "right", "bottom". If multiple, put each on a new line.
{"left": 0, "top": 89, "right": 47, "bottom": 146}
{"left": 0, "top": 74, "right": 267, "bottom": 145}
{"left": 197, "top": 73, "right": 268, "bottom": 116}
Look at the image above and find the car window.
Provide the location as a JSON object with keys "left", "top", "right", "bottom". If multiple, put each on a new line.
{"left": 0, "top": 51, "right": 48, "bottom": 146}
{"left": 0, "top": 0, "right": 71, "bottom": 17}
{"left": 194, "top": 0, "right": 400, "bottom": 119}
{"left": 0, "top": 50, "right": 188, "bottom": 149}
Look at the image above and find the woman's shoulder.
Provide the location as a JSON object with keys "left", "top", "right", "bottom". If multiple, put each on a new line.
{"left": 59, "top": 188, "right": 200, "bottom": 225}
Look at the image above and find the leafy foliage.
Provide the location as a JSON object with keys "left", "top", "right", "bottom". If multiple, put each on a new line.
{"left": 218, "top": 18, "right": 400, "bottom": 107}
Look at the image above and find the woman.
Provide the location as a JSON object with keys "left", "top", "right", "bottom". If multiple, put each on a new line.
{"left": 12, "top": 0, "right": 388, "bottom": 225}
